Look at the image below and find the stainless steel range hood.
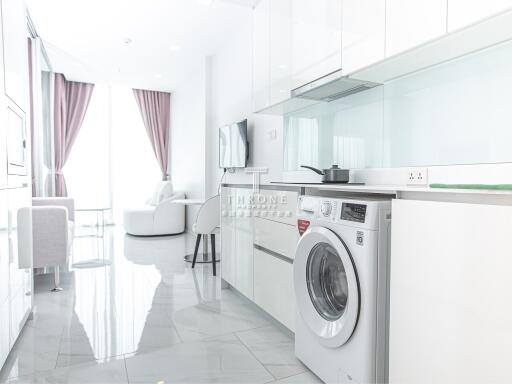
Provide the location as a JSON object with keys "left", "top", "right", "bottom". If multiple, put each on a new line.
{"left": 291, "top": 69, "right": 380, "bottom": 101}
{"left": 255, "top": 69, "right": 381, "bottom": 115}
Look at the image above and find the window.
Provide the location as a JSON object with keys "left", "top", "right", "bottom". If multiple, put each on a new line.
{"left": 65, "top": 85, "right": 161, "bottom": 225}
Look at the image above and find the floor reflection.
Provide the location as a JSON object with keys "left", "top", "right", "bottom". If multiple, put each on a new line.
{"left": 0, "top": 226, "right": 312, "bottom": 384}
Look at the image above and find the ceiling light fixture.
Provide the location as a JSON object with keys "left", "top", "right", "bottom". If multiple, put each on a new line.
{"left": 155, "top": 73, "right": 163, "bottom": 79}
{"left": 170, "top": 45, "right": 182, "bottom": 52}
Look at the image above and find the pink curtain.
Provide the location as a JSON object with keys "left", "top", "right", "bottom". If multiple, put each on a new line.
{"left": 53, "top": 73, "right": 94, "bottom": 196}
{"left": 133, "top": 89, "right": 170, "bottom": 180}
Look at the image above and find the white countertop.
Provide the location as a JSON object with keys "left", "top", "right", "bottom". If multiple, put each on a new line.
{"left": 267, "top": 182, "right": 512, "bottom": 196}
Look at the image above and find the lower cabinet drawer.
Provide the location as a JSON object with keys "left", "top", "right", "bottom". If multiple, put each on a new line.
{"left": 253, "top": 247, "right": 296, "bottom": 332}
{"left": 254, "top": 217, "right": 298, "bottom": 260}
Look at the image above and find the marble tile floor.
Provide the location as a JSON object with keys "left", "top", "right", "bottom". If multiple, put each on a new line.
{"left": 0, "top": 227, "right": 321, "bottom": 384}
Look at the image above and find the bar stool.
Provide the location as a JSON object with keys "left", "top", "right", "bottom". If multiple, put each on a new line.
{"left": 191, "top": 195, "right": 220, "bottom": 276}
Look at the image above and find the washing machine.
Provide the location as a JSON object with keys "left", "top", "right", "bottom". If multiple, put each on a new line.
{"left": 294, "top": 195, "right": 391, "bottom": 384}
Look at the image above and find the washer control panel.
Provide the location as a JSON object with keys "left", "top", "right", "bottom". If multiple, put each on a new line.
{"left": 341, "top": 203, "right": 367, "bottom": 223}
{"left": 298, "top": 196, "right": 390, "bottom": 230}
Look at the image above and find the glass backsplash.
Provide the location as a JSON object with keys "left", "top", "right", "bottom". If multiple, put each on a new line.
{"left": 284, "top": 39, "right": 512, "bottom": 170}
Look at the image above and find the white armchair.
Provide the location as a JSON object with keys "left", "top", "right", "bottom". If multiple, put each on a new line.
{"left": 123, "top": 181, "right": 185, "bottom": 236}
{"left": 30, "top": 197, "right": 75, "bottom": 291}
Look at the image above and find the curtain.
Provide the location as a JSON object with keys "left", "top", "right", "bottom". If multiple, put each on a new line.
{"left": 53, "top": 73, "right": 94, "bottom": 196}
{"left": 132, "top": 89, "right": 170, "bottom": 180}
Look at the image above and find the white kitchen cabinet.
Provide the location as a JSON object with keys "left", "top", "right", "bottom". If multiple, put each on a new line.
{"left": 385, "top": 0, "right": 447, "bottom": 57}
{"left": 255, "top": 189, "right": 298, "bottom": 226}
{"left": 390, "top": 199, "right": 512, "bottom": 384}
{"left": 233, "top": 188, "right": 254, "bottom": 299}
{"left": 1, "top": 0, "right": 27, "bottom": 110}
{"left": 253, "top": 217, "right": 298, "bottom": 260}
{"left": 291, "top": 0, "right": 342, "bottom": 89}
{"left": 220, "top": 188, "right": 254, "bottom": 299}
{"left": 0, "top": 190, "right": 8, "bottom": 305}
{"left": 341, "top": 0, "right": 385, "bottom": 74}
{"left": 253, "top": 0, "right": 270, "bottom": 111}
{"left": 448, "top": 0, "right": 512, "bottom": 32}
{"left": 220, "top": 192, "right": 236, "bottom": 287}
{"left": 254, "top": 247, "right": 295, "bottom": 331}
{"left": 7, "top": 186, "right": 32, "bottom": 348}
{"left": 269, "top": 0, "right": 292, "bottom": 105}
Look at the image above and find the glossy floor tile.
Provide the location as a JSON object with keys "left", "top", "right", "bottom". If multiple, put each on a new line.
{"left": 0, "top": 227, "right": 318, "bottom": 383}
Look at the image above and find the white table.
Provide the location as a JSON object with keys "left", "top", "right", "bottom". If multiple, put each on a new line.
{"left": 72, "top": 207, "right": 112, "bottom": 269}
{"left": 173, "top": 198, "right": 220, "bottom": 264}
{"left": 75, "top": 207, "right": 111, "bottom": 238}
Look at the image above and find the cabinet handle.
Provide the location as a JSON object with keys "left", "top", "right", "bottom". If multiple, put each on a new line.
{"left": 254, "top": 244, "right": 294, "bottom": 264}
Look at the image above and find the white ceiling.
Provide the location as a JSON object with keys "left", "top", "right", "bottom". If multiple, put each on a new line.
{"left": 27, "top": 0, "right": 257, "bottom": 91}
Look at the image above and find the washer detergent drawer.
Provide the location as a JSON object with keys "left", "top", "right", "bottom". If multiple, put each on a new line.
{"left": 253, "top": 217, "right": 298, "bottom": 260}
{"left": 253, "top": 247, "right": 295, "bottom": 332}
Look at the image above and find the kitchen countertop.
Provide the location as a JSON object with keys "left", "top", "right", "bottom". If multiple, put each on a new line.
{"left": 222, "top": 182, "right": 512, "bottom": 197}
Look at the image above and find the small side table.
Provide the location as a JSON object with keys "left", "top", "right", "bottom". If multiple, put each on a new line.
{"left": 75, "top": 207, "right": 111, "bottom": 238}
{"left": 172, "top": 199, "right": 220, "bottom": 264}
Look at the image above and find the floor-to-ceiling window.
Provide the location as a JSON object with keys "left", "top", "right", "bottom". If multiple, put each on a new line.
{"left": 64, "top": 85, "right": 161, "bottom": 226}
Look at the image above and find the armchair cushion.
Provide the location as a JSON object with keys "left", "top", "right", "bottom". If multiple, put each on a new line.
{"left": 148, "top": 181, "right": 174, "bottom": 206}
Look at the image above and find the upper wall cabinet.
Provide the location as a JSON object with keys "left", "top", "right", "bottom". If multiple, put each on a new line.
{"left": 269, "top": 0, "right": 292, "bottom": 106}
{"left": 2, "top": 0, "right": 27, "bottom": 111}
{"left": 341, "top": 0, "right": 385, "bottom": 74}
{"left": 291, "top": 0, "right": 342, "bottom": 89}
{"left": 253, "top": 0, "right": 270, "bottom": 111}
{"left": 385, "top": 0, "right": 447, "bottom": 57}
{"left": 448, "top": 0, "right": 512, "bottom": 32}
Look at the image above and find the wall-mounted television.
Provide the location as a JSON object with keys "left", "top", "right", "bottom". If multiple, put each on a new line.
{"left": 219, "top": 119, "right": 248, "bottom": 169}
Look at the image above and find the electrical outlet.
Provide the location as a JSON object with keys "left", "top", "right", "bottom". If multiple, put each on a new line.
{"left": 406, "top": 168, "right": 428, "bottom": 186}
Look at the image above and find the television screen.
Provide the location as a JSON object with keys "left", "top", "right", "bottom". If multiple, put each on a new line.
{"left": 219, "top": 119, "right": 248, "bottom": 168}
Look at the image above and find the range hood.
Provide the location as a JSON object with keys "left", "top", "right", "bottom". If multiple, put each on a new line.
{"left": 255, "top": 70, "right": 381, "bottom": 115}
{"left": 291, "top": 69, "right": 380, "bottom": 102}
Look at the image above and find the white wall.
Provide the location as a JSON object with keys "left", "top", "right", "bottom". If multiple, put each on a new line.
{"left": 171, "top": 13, "right": 294, "bottom": 232}
{"left": 170, "top": 60, "right": 207, "bottom": 230}
{"left": 205, "top": 20, "right": 284, "bottom": 197}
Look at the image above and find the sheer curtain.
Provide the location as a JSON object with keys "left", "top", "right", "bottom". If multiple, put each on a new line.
{"left": 65, "top": 85, "right": 111, "bottom": 222}
{"left": 111, "top": 87, "right": 160, "bottom": 222}
{"left": 65, "top": 85, "right": 160, "bottom": 226}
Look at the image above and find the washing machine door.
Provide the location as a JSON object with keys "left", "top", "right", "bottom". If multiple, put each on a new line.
{"left": 294, "top": 225, "right": 360, "bottom": 348}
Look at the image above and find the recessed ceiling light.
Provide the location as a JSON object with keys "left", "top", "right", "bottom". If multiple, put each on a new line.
{"left": 155, "top": 73, "right": 163, "bottom": 79}
{"left": 278, "top": 64, "right": 287, "bottom": 69}
{"left": 170, "top": 45, "right": 182, "bottom": 52}
{"left": 197, "top": 0, "right": 214, "bottom": 6}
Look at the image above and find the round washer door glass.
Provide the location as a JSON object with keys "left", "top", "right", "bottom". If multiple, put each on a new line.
{"left": 307, "top": 242, "right": 349, "bottom": 321}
